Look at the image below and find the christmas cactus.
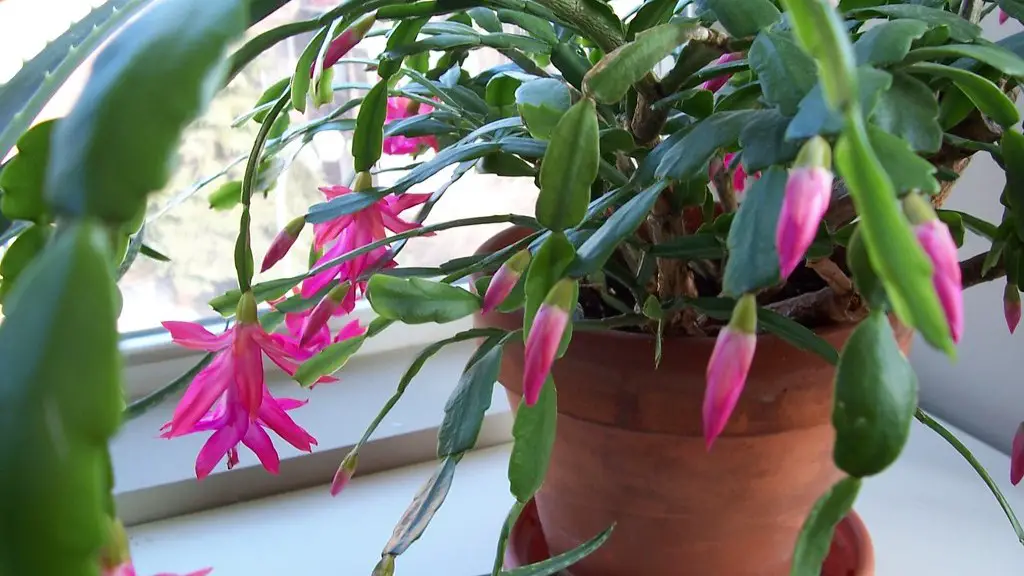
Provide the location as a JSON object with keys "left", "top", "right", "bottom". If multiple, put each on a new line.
{"left": 2, "top": 0, "right": 1024, "bottom": 574}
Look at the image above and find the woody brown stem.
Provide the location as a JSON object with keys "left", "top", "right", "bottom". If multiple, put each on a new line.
{"left": 961, "top": 250, "right": 1006, "bottom": 289}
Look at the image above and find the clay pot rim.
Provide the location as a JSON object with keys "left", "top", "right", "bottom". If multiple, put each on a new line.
{"left": 475, "top": 225, "right": 862, "bottom": 347}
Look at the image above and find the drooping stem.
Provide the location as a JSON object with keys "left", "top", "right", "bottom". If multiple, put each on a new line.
{"left": 915, "top": 408, "right": 1024, "bottom": 546}
{"left": 235, "top": 92, "right": 290, "bottom": 292}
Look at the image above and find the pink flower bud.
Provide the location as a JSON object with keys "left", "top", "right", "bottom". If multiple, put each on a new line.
{"left": 1000, "top": 9, "right": 1010, "bottom": 25}
{"left": 261, "top": 216, "right": 305, "bottom": 273}
{"left": 300, "top": 282, "right": 351, "bottom": 346}
{"left": 1005, "top": 283, "right": 1021, "bottom": 335}
{"left": 703, "top": 294, "right": 757, "bottom": 450}
{"left": 700, "top": 52, "right": 743, "bottom": 93}
{"left": 1012, "top": 423, "right": 1024, "bottom": 485}
{"left": 331, "top": 451, "right": 359, "bottom": 496}
{"left": 776, "top": 166, "right": 832, "bottom": 278}
{"left": 482, "top": 250, "right": 531, "bottom": 313}
{"left": 310, "top": 14, "right": 376, "bottom": 77}
{"left": 913, "top": 218, "right": 964, "bottom": 343}
{"left": 523, "top": 280, "right": 574, "bottom": 406}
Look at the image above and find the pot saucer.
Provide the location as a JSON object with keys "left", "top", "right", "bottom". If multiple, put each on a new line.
{"left": 504, "top": 499, "right": 874, "bottom": 576}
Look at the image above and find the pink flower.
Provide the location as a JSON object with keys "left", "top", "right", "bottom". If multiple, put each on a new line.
{"left": 271, "top": 306, "right": 366, "bottom": 364}
{"left": 523, "top": 280, "right": 574, "bottom": 406}
{"left": 1005, "top": 284, "right": 1021, "bottom": 335}
{"left": 914, "top": 219, "right": 964, "bottom": 343}
{"left": 331, "top": 451, "right": 359, "bottom": 496}
{"left": 703, "top": 294, "right": 757, "bottom": 450}
{"left": 1000, "top": 9, "right": 1010, "bottom": 25}
{"left": 261, "top": 216, "right": 306, "bottom": 273}
{"left": 713, "top": 152, "right": 760, "bottom": 198}
{"left": 303, "top": 184, "right": 431, "bottom": 304}
{"left": 104, "top": 561, "right": 212, "bottom": 576}
{"left": 310, "top": 14, "right": 376, "bottom": 76}
{"left": 776, "top": 166, "right": 833, "bottom": 278}
{"left": 161, "top": 293, "right": 321, "bottom": 477}
{"left": 384, "top": 97, "right": 440, "bottom": 156}
{"left": 700, "top": 52, "right": 743, "bottom": 93}
{"left": 482, "top": 249, "right": 531, "bottom": 313}
{"left": 1013, "top": 423, "right": 1024, "bottom": 485}
{"left": 300, "top": 282, "right": 352, "bottom": 346}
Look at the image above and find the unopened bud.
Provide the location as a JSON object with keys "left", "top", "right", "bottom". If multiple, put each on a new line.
{"left": 1005, "top": 283, "right": 1021, "bottom": 335}
{"left": 261, "top": 216, "right": 306, "bottom": 272}
{"left": 301, "top": 282, "right": 352, "bottom": 346}
{"left": 330, "top": 450, "right": 358, "bottom": 496}
{"left": 372, "top": 555, "right": 395, "bottom": 576}
{"left": 482, "top": 250, "right": 531, "bottom": 313}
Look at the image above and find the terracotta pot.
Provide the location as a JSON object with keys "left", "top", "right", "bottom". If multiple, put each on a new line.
{"left": 474, "top": 227, "right": 909, "bottom": 576}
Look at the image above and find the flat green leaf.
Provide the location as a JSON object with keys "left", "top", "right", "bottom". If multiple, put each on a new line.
{"left": 867, "top": 125, "right": 939, "bottom": 196}
{"left": 782, "top": 0, "right": 857, "bottom": 111}
{"left": 908, "top": 63, "right": 1020, "bottom": 128}
{"left": 515, "top": 78, "right": 571, "bottom": 140}
{"left": 853, "top": 19, "right": 929, "bottom": 66}
{"left": 706, "top": 0, "right": 781, "bottom": 37}
{"left": 938, "top": 210, "right": 998, "bottom": 241}
{"left": 723, "top": 167, "right": 786, "bottom": 296}
{"left": 747, "top": 29, "right": 818, "bottom": 116}
{"left": 906, "top": 44, "right": 1024, "bottom": 77}
{"left": 437, "top": 337, "right": 504, "bottom": 457}
{"left": 305, "top": 190, "right": 385, "bottom": 224}
{"left": 139, "top": 243, "right": 171, "bottom": 262}
{"left": 502, "top": 524, "right": 614, "bottom": 576}
{"left": 486, "top": 75, "right": 523, "bottom": 115}
{"left": 208, "top": 180, "right": 243, "bottom": 211}
{"left": 786, "top": 67, "right": 892, "bottom": 140}
{"left": 936, "top": 210, "right": 966, "bottom": 247}
{"left": 835, "top": 121, "right": 954, "bottom": 355}
{"left": 848, "top": 4, "right": 981, "bottom": 42}
{"left": 468, "top": 8, "right": 504, "bottom": 33}
{"left": 379, "top": 18, "right": 429, "bottom": 80}
{"left": 45, "top": 0, "right": 248, "bottom": 224}
{"left": 570, "top": 181, "right": 668, "bottom": 276}
{"left": 627, "top": 0, "right": 677, "bottom": 39}
{"left": 368, "top": 276, "right": 481, "bottom": 324}
{"left": 291, "top": 28, "right": 327, "bottom": 113}
{"left": 353, "top": 81, "right": 390, "bottom": 172}
{"left": 384, "top": 454, "right": 462, "bottom": 556}
{"left": 646, "top": 234, "right": 726, "bottom": 259}
{"left": 738, "top": 110, "right": 802, "bottom": 172}
{"left": 0, "top": 120, "right": 56, "bottom": 222}
{"left": 584, "top": 22, "right": 702, "bottom": 104}
{"left": 790, "top": 477, "right": 863, "bottom": 576}
{"left": 536, "top": 98, "right": 599, "bottom": 230}
{"left": 655, "top": 110, "right": 756, "bottom": 180}
{"left": 0, "top": 0, "right": 157, "bottom": 163}
{"left": 524, "top": 232, "right": 576, "bottom": 332}
{"left": 479, "top": 152, "right": 537, "bottom": 177}
{"left": 293, "top": 336, "right": 367, "bottom": 387}
{"left": 491, "top": 501, "right": 527, "bottom": 576}
{"left": 759, "top": 308, "right": 840, "bottom": 364}
{"left": 508, "top": 378, "right": 558, "bottom": 502}
{"left": 495, "top": 10, "right": 559, "bottom": 44}
{"left": 873, "top": 71, "right": 942, "bottom": 153}
{"left": 0, "top": 222, "right": 122, "bottom": 576}
{"left": 1002, "top": 130, "right": 1024, "bottom": 241}
{"left": 833, "top": 312, "right": 918, "bottom": 477}
{"left": 846, "top": 226, "right": 887, "bottom": 309}
{"left": 0, "top": 225, "right": 49, "bottom": 304}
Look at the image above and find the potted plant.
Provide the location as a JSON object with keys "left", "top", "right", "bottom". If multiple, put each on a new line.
{"left": 2, "top": 0, "right": 1024, "bottom": 575}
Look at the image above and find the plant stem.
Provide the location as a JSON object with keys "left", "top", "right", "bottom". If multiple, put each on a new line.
{"left": 124, "top": 353, "right": 215, "bottom": 420}
{"left": 236, "top": 92, "right": 290, "bottom": 292}
{"left": 915, "top": 408, "right": 1024, "bottom": 545}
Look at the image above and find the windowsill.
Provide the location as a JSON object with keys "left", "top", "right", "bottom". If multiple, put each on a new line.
{"left": 113, "top": 308, "right": 510, "bottom": 526}
{"left": 126, "top": 416, "right": 1024, "bottom": 575}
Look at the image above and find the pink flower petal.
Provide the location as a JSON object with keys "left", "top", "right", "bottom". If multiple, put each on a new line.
{"left": 1012, "top": 423, "right": 1024, "bottom": 485}
{"left": 195, "top": 420, "right": 245, "bottom": 479}
{"left": 260, "top": 397, "right": 317, "bottom": 452}
{"left": 167, "top": 353, "right": 233, "bottom": 435}
{"left": 162, "top": 321, "right": 232, "bottom": 351}
{"left": 916, "top": 219, "right": 964, "bottom": 343}
{"left": 242, "top": 424, "right": 281, "bottom": 474}
{"left": 233, "top": 326, "right": 265, "bottom": 417}
{"left": 776, "top": 166, "right": 833, "bottom": 278}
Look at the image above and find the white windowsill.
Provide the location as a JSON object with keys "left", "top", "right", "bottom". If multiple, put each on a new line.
{"left": 126, "top": 417, "right": 1024, "bottom": 575}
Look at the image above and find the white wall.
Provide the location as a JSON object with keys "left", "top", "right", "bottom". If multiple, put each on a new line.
{"left": 912, "top": 11, "right": 1024, "bottom": 455}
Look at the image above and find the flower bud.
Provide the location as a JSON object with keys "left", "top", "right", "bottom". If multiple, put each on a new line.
{"left": 703, "top": 294, "right": 757, "bottom": 450}
{"left": 776, "top": 137, "right": 833, "bottom": 279}
{"left": 310, "top": 14, "right": 376, "bottom": 77}
{"left": 372, "top": 555, "right": 396, "bottom": 576}
{"left": 1005, "top": 283, "right": 1021, "bottom": 335}
{"left": 905, "top": 194, "right": 963, "bottom": 343}
{"left": 523, "top": 280, "right": 574, "bottom": 406}
{"left": 1013, "top": 423, "right": 1024, "bottom": 485}
{"left": 331, "top": 450, "right": 359, "bottom": 496}
{"left": 482, "top": 250, "right": 531, "bottom": 313}
{"left": 699, "top": 52, "right": 743, "bottom": 93}
{"left": 1001, "top": 9, "right": 1010, "bottom": 25}
{"left": 301, "top": 282, "right": 351, "bottom": 346}
{"left": 261, "top": 216, "right": 306, "bottom": 272}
